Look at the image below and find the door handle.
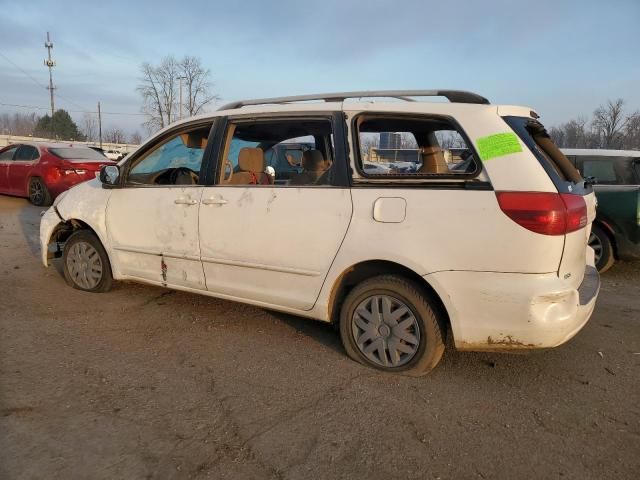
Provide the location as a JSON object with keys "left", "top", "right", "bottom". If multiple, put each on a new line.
{"left": 201, "top": 197, "right": 228, "bottom": 206}
{"left": 174, "top": 197, "right": 198, "bottom": 205}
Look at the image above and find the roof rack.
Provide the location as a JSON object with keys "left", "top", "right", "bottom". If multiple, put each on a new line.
{"left": 217, "top": 90, "right": 490, "bottom": 111}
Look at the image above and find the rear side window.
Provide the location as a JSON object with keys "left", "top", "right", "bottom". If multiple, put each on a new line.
{"left": 354, "top": 115, "right": 479, "bottom": 177}
{"left": 583, "top": 160, "right": 617, "bottom": 183}
{"left": 14, "top": 145, "right": 39, "bottom": 161}
{"left": 576, "top": 156, "right": 640, "bottom": 185}
{"left": 504, "top": 117, "right": 582, "bottom": 185}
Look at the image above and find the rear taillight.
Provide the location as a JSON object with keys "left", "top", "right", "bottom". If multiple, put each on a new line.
{"left": 496, "top": 191, "right": 587, "bottom": 236}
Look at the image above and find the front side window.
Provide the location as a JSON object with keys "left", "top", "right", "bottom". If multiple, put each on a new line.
{"left": 355, "top": 116, "right": 478, "bottom": 177}
{"left": 0, "top": 146, "right": 19, "bottom": 160}
{"left": 127, "top": 125, "right": 211, "bottom": 186}
{"left": 219, "top": 119, "right": 334, "bottom": 186}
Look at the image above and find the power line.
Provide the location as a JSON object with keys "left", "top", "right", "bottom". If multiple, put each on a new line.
{"left": 0, "top": 48, "right": 145, "bottom": 118}
{"left": 0, "top": 50, "right": 48, "bottom": 90}
{"left": 0, "top": 101, "right": 147, "bottom": 116}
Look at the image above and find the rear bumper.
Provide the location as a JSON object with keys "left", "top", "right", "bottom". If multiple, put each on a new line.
{"left": 425, "top": 265, "right": 600, "bottom": 351}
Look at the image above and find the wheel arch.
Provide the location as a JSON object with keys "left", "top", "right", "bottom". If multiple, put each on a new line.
{"left": 45, "top": 217, "right": 115, "bottom": 272}
{"left": 327, "top": 260, "right": 451, "bottom": 333}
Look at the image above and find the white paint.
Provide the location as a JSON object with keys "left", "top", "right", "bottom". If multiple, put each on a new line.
{"left": 106, "top": 186, "right": 206, "bottom": 290}
{"left": 198, "top": 186, "right": 352, "bottom": 310}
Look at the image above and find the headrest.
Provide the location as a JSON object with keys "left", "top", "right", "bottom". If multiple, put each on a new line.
{"left": 238, "top": 147, "right": 265, "bottom": 173}
{"left": 180, "top": 132, "right": 208, "bottom": 149}
{"left": 301, "top": 150, "right": 327, "bottom": 172}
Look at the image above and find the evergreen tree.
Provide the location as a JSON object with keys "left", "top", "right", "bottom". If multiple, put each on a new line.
{"left": 34, "top": 109, "right": 85, "bottom": 140}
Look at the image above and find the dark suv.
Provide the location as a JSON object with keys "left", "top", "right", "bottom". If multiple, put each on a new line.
{"left": 563, "top": 149, "right": 640, "bottom": 272}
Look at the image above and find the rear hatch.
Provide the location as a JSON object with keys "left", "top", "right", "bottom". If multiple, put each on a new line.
{"left": 49, "top": 146, "right": 116, "bottom": 180}
{"left": 503, "top": 116, "right": 596, "bottom": 289}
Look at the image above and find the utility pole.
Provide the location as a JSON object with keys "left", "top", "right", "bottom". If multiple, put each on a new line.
{"left": 178, "top": 76, "right": 186, "bottom": 120}
{"left": 44, "top": 32, "right": 56, "bottom": 139}
{"left": 97, "top": 101, "right": 103, "bottom": 149}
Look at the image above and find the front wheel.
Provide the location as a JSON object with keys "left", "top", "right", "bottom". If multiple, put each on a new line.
{"left": 63, "top": 230, "right": 113, "bottom": 293}
{"left": 339, "top": 275, "right": 445, "bottom": 376}
{"left": 589, "top": 224, "right": 615, "bottom": 273}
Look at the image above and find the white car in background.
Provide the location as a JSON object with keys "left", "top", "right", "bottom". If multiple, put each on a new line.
{"left": 40, "top": 90, "right": 600, "bottom": 376}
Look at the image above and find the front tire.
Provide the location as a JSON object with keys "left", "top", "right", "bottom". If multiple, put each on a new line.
{"left": 589, "top": 224, "right": 615, "bottom": 273}
{"left": 28, "top": 177, "right": 52, "bottom": 206}
{"left": 63, "top": 230, "right": 113, "bottom": 293}
{"left": 339, "top": 275, "right": 445, "bottom": 376}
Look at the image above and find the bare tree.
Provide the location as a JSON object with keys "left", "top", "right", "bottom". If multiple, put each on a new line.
{"left": 180, "top": 56, "right": 219, "bottom": 117}
{"left": 129, "top": 131, "right": 143, "bottom": 145}
{"left": 81, "top": 113, "right": 97, "bottom": 142}
{"left": 593, "top": 99, "right": 627, "bottom": 148}
{"left": 622, "top": 112, "right": 640, "bottom": 150}
{"left": 138, "top": 55, "right": 218, "bottom": 132}
{"left": 0, "top": 112, "right": 40, "bottom": 136}
{"left": 138, "top": 56, "right": 180, "bottom": 131}
{"left": 104, "top": 127, "right": 127, "bottom": 144}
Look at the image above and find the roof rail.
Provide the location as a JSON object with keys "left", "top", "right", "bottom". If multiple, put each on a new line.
{"left": 217, "top": 90, "right": 490, "bottom": 111}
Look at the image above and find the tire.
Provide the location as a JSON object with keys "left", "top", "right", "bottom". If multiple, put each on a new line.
{"left": 339, "top": 275, "right": 445, "bottom": 376}
{"left": 28, "top": 177, "right": 52, "bottom": 206}
{"left": 589, "top": 224, "right": 615, "bottom": 273}
{"left": 62, "top": 230, "right": 113, "bottom": 293}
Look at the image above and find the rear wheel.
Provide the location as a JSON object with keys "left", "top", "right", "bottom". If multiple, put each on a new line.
{"left": 589, "top": 224, "right": 614, "bottom": 273}
{"left": 63, "top": 230, "right": 113, "bottom": 293}
{"left": 28, "top": 177, "right": 51, "bottom": 206}
{"left": 339, "top": 275, "right": 445, "bottom": 376}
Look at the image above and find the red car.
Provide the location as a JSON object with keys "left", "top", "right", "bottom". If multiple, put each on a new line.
{"left": 0, "top": 142, "right": 116, "bottom": 206}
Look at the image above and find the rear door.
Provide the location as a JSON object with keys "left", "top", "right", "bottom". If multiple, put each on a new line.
{"left": 0, "top": 146, "right": 19, "bottom": 193}
{"left": 7, "top": 145, "right": 39, "bottom": 195}
{"left": 198, "top": 113, "right": 353, "bottom": 310}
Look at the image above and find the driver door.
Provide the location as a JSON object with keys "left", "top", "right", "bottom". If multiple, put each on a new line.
{"left": 105, "top": 122, "right": 211, "bottom": 290}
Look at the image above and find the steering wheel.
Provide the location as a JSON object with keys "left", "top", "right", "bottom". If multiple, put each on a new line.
{"left": 169, "top": 167, "right": 199, "bottom": 185}
{"left": 222, "top": 158, "right": 234, "bottom": 183}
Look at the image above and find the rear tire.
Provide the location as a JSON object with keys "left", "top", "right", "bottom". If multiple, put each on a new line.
{"left": 28, "top": 177, "right": 52, "bottom": 206}
{"left": 63, "top": 230, "right": 113, "bottom": 293}
{"left": 339, "top": 275, "right": 445, "bottom": 376}
{"left": 589, "top": 224, "right": 614, "bottom": 273}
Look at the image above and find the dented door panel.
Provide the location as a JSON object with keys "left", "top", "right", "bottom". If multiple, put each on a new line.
{"left": 106, "top": 186, "right": 206, "bottom": 290}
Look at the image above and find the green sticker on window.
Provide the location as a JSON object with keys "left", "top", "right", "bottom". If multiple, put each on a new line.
{"left": 476, "top": 132, "right": 522, "bottom": 162}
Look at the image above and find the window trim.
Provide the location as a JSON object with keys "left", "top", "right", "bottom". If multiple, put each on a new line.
{"left": 350, "top": 112, "right": 483, "bottom": 183}
{"left": 208, "top": 112, "right": 350, "bottom": 188}
{"left": 115, "top": 119, "right": 215, "bottom": 189}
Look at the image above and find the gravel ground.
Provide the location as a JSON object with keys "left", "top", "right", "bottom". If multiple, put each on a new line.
{"left": 1, "top": 196, "right": 639, "bottom": 480}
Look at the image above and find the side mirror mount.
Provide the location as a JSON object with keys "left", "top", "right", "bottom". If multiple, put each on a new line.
{"left": 99, "top": 164, "right": 120, "bottom": 186}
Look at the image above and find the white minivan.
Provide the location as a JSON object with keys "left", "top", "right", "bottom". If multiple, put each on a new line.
{"left": 40, "top": 90, "right": 600, "bottom": 375}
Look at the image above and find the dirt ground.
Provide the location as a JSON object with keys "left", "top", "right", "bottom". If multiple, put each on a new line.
{"left": 0, "top": 196, "right": 638, "bottom": 480}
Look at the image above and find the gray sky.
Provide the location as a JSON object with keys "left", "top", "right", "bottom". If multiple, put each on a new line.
{"left": 1, "top": 0, "right": 639, "bottom": 136}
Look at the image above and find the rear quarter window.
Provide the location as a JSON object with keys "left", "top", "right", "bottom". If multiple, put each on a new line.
{"left": 353, "top": 115, "right": 480, "bottom": 179}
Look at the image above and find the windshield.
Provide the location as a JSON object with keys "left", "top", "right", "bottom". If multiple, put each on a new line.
{"left": 49, "top": 147, "right": 109, "bottom": 161}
